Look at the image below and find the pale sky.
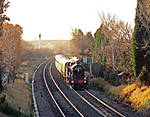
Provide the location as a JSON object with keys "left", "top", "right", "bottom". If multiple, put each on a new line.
{"left": 6, "top": 0, "right": 137, "bottom": 41}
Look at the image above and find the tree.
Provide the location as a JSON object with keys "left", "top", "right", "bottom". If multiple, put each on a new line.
{"left": 71, "top": 28, "right": 94, "bottom": 55}
{"left": 132, "top": 0, "right": 150, "bottom": 83}
{"left": 93, "top": 26, "right": 105, "bottom": 62}
{"left": 0, "top": 0, "right": 9, "bottom": 88}
{"left": 0, "top": 23, "right": 23, "bottom": 81}
{"left": 0, "top": 0, "right": 10, "bottom": 36}
{"left": 93, "top": 13, "right": 134, "bottom": 82}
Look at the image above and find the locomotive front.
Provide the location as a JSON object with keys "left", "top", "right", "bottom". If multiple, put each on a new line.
{"left": 69, "top": 64, "right": 88, "bottom": 88}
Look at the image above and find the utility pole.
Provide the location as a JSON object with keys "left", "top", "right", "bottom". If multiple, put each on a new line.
{"left": 38, "top": 34, "right": 41, "bottom": 49}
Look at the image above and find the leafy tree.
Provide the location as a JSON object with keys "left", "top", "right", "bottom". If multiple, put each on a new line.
{"left": 94, "top": 13, "right": 133, "bottom": 69}
{"left": 0, "top": 0, "right": 10, "bottom": 36}
{"left": 0, "top": 0, "right": 9, "bottom": 88}
{"left": 132, "top": 0, "right": 150, "bottom": 83}
{"left": 71, "top": 28, "right": 94, "bottom": 55}
{"left": 93, "top": 27, "right": 104, "bottom": 62}
{"left": 0, "top": 23, "right": 23, "bottom": 81}
{"left": 93, "top": 13, "right": 134, "bottom": 83}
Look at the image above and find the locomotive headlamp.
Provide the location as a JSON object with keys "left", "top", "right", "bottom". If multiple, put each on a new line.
{"left": 84, "top": 76, "right": 88, "bottom": 80}
{"left": 84, "top": 80, "right": 87, "bottom": 83}
{"left": 71, "top": 80, "right": 74, "bottom": 83}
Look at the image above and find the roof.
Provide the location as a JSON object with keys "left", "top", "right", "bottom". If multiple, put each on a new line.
{"left": 55, "top": 54, "right": 70, "bottom": 65}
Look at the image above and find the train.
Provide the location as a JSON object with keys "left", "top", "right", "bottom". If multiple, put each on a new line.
{"left": 55, "top": 54, "right": 88, "bottom": 89}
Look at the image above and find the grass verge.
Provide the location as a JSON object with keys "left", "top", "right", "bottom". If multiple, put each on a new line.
{"left": 0, "top": 102, "right": 29, "bottom": 117}
{"left": 90, "top": 78, "right": 126, "bottom": 98}
{"left": 90, "top": 78, "right": 150, "bottom": 115}
{"left": 120, "top": 83, "right": 150, "bottom": 115}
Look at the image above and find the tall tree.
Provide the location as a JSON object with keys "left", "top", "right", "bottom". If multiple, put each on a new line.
{"left": 0, "top": 23, "right": 23, "bottom": 81}
{"left": 0, "top": 0, "right": 10, "bottom": 36}
{"left": 71, "top": 28, "right": 94, "bottom": 55}
{"left": 94, "top": 13, "right": 133, "bottom": 70}
{"left": 132, "top": 0, "right": 150, "bottom": 81}
{"left": 93, "top": 26, "right": 105, "bottom": 62}
{"left": 0, "top": 0, "right": 9, "bottom": 89}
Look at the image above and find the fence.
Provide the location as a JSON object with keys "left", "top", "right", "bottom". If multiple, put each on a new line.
{"left": 1, "top": 70, "right": 9, "bottom": 87}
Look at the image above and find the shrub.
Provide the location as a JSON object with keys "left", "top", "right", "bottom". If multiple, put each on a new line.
{"left": 0, "top": 102, "right": 29, "bottom": 117}
{"left": 92, "top": 63, "right": 104, "bottom": 77}
{"left": 108, "top": 71, "right": 120, "bottom": 86}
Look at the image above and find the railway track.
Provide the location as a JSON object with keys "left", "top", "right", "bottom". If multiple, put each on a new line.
{"left": 33, "top": 60, "right": 64, "bottom": 117}
{"left": 72, "top": 89, "right": 125, "bottom": 117}
{"left": 44, "top": 61, "right": 84, "bottom": 117}
{"left": 50, "top": 62, "right": 103, "bottom": 117}
{"left": 33, "top": 60, "right": 141, "bottom": 117}
{"left": 84, "top": 90, "right": 125, "bottom": 117}
{"left": 50, "top": 62, "right": 126, "bottom": 117}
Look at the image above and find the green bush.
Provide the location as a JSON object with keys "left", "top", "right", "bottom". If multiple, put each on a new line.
{"left": 0, "top": 102, "right": 29, "bottom": 117}
{"left": 92, "top": 63, "right": 104, "bottom": 77}
{"left": 132, "top": 23, "right": 141, "bottom": 78}
{"left": 108, "top": 71, "right": 120, "bottom": 86}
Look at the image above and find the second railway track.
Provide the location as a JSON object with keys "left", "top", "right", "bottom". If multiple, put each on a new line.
{"left": 73, "top": 89, "right": 125, "bottom": 117}
{"left": 44, "top": 61, "right": 84, "bottom": 117}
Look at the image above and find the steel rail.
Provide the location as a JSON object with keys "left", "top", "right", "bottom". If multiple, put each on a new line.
{"left": 32, "top": 60, "right": 47, "bottom": 117}
{"left": 72, "top": 88, "right": 107, "bottom": 117}
{"left": 84, "top": 90, "right": 125, "bottom": 117}
{"left": 49, "top": 62, "right": 84, "bottom": 117}
{"left": 43, "top": 61, "right": 66, "bottom": 117}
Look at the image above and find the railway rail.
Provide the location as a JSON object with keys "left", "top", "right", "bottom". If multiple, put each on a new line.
{"left": 50, "top": 61, "right": 126, "bottom": 117}
{"left": 84, "top": 90, "right": 125, "bottom": 117}
{"left": 72, "top": 89, "right": 125, "bottom": 117}
{"left": 33, "top": 59, "right": 136, "bottom": 117}
{"left": 50, "top": 62, "right": 103, "bottom": 117}
{"left": 33, "top": 59, "right": 142, "bottom": 117}
{"left": 43, "top": 61, "right": 65, "bottom": 117}
{"left": 43, "top": 61, "right": 84, "bottom": 117}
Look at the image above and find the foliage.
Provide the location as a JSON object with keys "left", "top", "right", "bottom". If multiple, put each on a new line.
{"left": 0, "top": 102, "right": 29, "bottom": 117}
{"left": 108, "top": 70, "right": 120, "bottom": 86}
{"left": 102, "top": 55, "right": 106, "bottom": 66}
{"left": 0, "top": 23, "right": 24, "bottom": 81}
{"left": 0, "top": 0, "right": 10, "bottom": 36}
{"left": 132, "top": 23, "right": 142, "bottom": 78}
{"left": 93, "top": 27, "right": 105, "bottom": 62}
{"left": 91, "top": 78, "right": 126, "bottom": 97}
{"left": 92, "top": 13, "right": 133, "bottom": 85}
{"left": 121, "top": 83, "right": 150, "bottom": 114}
{"left": 71, "top": 29, "right": 94, "bottom": 55}
{"left": 132, "top": 0, "right": 150, "bottom": 83}
{"left": 92, "top": 62, "right": 104, "bottom": 77}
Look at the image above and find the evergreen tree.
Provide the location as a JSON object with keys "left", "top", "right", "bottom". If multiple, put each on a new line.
{"left": 132, "top": 0, "right": 150, "bottom": 81}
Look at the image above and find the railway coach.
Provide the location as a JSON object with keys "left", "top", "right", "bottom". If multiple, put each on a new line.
{"left": 55, "top": 54, "right": 88, "bottom": 89}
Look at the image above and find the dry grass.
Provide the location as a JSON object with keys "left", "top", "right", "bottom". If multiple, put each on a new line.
{"left": 91, "top": 78, "right": 126, "bottom": 97}
{"left": 121, "top": 83, "right": 150, "bottom": 114}
{"left": 3, "top": 79, "right": 31, "bottom": 114}
{"left": 91, "top": 78, "right": 150, "bottom": 114}
{"left": 1, "top": 49, "right": 51, "bottom": 115}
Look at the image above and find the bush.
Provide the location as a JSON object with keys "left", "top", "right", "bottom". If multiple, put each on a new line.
{"left": 92, "top": 63, "right": 104, "bottom": 77}
{"left": 0, "top": 102, "right": 29, "bottom": 117}
{"left": 108, "top": 71, "right": 120, "bottom": 86}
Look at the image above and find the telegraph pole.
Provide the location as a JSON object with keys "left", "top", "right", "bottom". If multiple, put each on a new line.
{"left": 38, "top": 34, "right": 41, "bottom": 49}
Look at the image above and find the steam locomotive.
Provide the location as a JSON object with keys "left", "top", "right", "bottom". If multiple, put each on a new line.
{"left": 55, "top": 54, "right": 88, "bottom": 89}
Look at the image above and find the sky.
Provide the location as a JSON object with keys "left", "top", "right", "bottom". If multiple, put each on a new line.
{"left": 6, "top": 0, "right": 137, "bottom": 41}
